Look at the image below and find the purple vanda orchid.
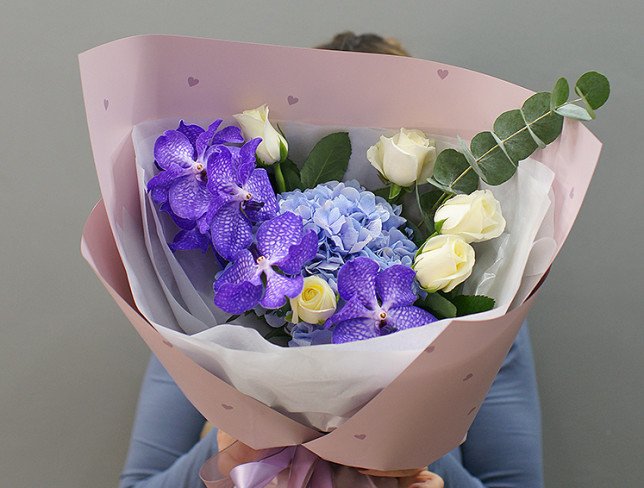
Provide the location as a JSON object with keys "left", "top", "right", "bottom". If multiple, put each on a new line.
{"left": 325, "top": 257, "right": 437, "bottom": 343}
{"left": 213, "top": 212, "right": 317, "bottom": 315}
{"left": 147, "top": 120, "right": 244, "bottom": 250}
{"left": 205, "top": 139, "right": 278, "bottom": 260}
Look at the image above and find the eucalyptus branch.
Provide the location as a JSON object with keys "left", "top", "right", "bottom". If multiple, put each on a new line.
{"left": 428, "top": 72, "right": 609, "bottom": 196}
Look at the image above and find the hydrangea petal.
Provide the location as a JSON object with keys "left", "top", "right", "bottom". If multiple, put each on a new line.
{"left": 387, "top": 306, "right": 437, "bottom": 331}
{"left": 256, "top": 212, "right": 303, "bottom": 261}
{"left": 214, "top": 281, "right": 263, "bottom": 314}
{"left": 275, "top": 229, "right": 317, "bottom": 275}
{"left": 168, "top": 176, "right": 210, "bottom": 220}
{"left": 214, "top": 249, "right": 258, "bottom": 291}
{"left": 195, "top": 119, "right": 223, "bottom": 157}
{"left": 169, "top": 228, "right": 210, "bottom": 253}
{"left": 176, "top": 121, "right": 204, "bottom": 155}
{"left": 210, "top": 201, "right": 253, "bottom": 260}
{"left": 244, "top": 168, "right": 278, "bottom": 222}
{"left": 337, "top": 257, "right": 379, "bottom": 306}
{"left": 154, "top": 130, "right": 194, "bottom": 169}
{"left": 260, "top": 271, "right": 303, "bottom": 309}
{"left": 376, "top": 265, "right": 417, "bottom": 309}
{"left": 332, "top": 318, "right": 379, "bottom": 344}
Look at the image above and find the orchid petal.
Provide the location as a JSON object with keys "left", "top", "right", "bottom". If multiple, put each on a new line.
{"left": 206, "top": 146, "right": 236, "bottom": 195}
{"left": 325, "top": 296, "right": 372, "bottom": 328}
{"left": 168, "top": 176, "right": 210, "bottom": 220}
{"left": 176, "top": 121, "right": 204, "bottom": 155}
{"left": 244, "top": 168, "right": 278, "bottom": 222}
{"left": 214, "top": 249, "right": 258, "bottom": 290}
{"left": 210, "top": 201, "right": 253, "bottom": 260}
{"left": 332, "top": 318, "right": 379, "bottom": 344}
{"left": 147, "top": 165, "right": 189, "bottom": 200}
{"left": 336, "top": 257, "right": 379, "bottom": 306}
{"left": 154, "top": 130, "right": 194, "bottom": 169}
{"left": 213, "top": 125, "right": 244, "bottom": 145}
{"left": 376, "top": 265, "right": 417, "bottom": 309}
{"left": 387, "top": 306, "right": 437, "bottom": 331}
{"left": 195, "top": 119, "right": 223, "bottom": 156}
{"left": 169, "top": 228, "right": 210, "bottom": 253}
{"left": 256, "top": 212, "right": 303, "bottom": 261}
{"left": 260, "top": 271, "right": 303, "bottom": 309}
{"left": 275, "top": 230, "right": 317, "bottom": 275}
{"left": 214, "top": 281, "right": 263, "bottom": 314}
{"left": 160, "top": 202, "right": 196, "bottom": 230}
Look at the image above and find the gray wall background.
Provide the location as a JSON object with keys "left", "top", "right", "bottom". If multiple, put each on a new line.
{"left": 1, "top": 1, "right": 642, "bottom": 487}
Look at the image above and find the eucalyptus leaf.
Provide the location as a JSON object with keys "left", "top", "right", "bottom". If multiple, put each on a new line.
{"left": 423, "top": 293, "right": 457, "bottom": 319}
{"left": 300, "top": 132, "right": 351, "bottom": 189}
{"left": 470, "top": 132, "right": 517, "bottom": 185}
{"left": 554, "top": 103, "right": 593, "bottom": 121}
{"left": 522, "top": 92, "right": 564, "bottom": 144}
{"left": 451, "top": 295, "right": 495, "bottom": 316}
{"left": 575, "top": 71, "right": 610, "bottom": 110}
{"left": 373, "top": 187, "right": 390, "bottom": 199}
{"left": 551, "top": 77, "right": 569, "bottom": 109}
{"left": 493, "top": 109, "right": 538, "bottom": 162}
{"left": 429, "top": 149, "right": 479, "bottom": 194}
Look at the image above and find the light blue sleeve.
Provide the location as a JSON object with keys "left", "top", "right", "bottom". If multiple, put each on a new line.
{"left": 120, "top": 322, "right": 542, "bottom": 488}
{"left": 428, "top": 322, "right": 544, "bottom": 487}
{"left": 119, "top": 355, "right": 218, "bottom": 488}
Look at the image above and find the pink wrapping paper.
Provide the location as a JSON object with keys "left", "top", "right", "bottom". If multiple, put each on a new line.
{"left": 80, "top": 35, "right": 602, "bottom": 471}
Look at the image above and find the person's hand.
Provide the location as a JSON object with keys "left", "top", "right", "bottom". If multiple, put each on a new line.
{"left": 217, "top": 431, "right": 444, "bottom": 487}
{"left": 358, "top": 467, "right": 444, "bottom": 488}
{"left": 216, "top": 431, "right": 264, "bottom": 477}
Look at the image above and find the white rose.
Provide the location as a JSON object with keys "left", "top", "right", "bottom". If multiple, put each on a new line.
{"left": 233, "top": 104, "right": 287, "bottom": 164}
{"left": 434, "top": 189, "right": 506, "bottom": 243}
{"left": 413, "top": 235, "right": 475, "bottom": 293}
{"left": 290, "top": 276, "right": 337, "bottom": 324}
{"left": 366, "top": 128, "right": 436, "bottom": 187}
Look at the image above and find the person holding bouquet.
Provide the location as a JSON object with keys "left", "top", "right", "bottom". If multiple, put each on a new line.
{"left": 118, "top": 33, "right": 544, "bottom": 488}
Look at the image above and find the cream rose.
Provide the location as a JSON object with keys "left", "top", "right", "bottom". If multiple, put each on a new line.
{"left": 366, "top": 128, "right": 436, "bottom": 187}
{"left": 434, "top": 190, "right": 506, "bottom": 243}
{"left": 233, "top": 104, "right": 287, "bottom": 164}
{"left": 289, "top": 276, "right": 337, "bottom": 325}
{"left": 413, "top": 235, "right": 475, "bottom": 293}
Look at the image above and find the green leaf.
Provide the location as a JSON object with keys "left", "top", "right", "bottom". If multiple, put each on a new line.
{"left": 551, "top": 77, "right": 569, "bottom": 109}
{"left": 389, "top": 184, "right": 402, "bottom": 200}
{"left": 429, "top": 149, "right": 479, "bottom": 194}
{"left": 300, "top": 132, "right": 351, "bottom": 189}
{"left": 423, "top": 293, "right": 457, "bottom": 319}
{"left": 522, "top": 92, "right": 564, "bottom": 144}
{"left": 575, "top": 71, "right": 610, "bottom": 110}
{"left": 451, "top": 295, "right": 496, "bottom": 316}
{"left": 554, "top": 103, "right": 593, "bottom": 121}
{"left": 469, "top": 132, "right": 517, "bottom": 185}
{"left": 419, "top": 189, "right": 444, "bottom": 212}
{"left": 280, "top": 159, "right": 302, "bottom": 191}
{"left": 372, "top": 187, "right": 390, "bottom": 199}
{"left": 434, "top": 218, "right": 447, "bottom": 234}
{"left": 225, "top": 314, "right": 241, "bottom": 323}
{"left": 493, "top": 109, "right": 538, "bottom": 162}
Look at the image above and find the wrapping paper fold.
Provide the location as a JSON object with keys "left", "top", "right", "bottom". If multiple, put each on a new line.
{"left": 80, "top": 35, "right": 602, "bottom": 472}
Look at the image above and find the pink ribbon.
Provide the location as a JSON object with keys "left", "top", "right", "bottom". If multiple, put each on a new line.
{"left": 200, "top": 444, "right": 334, "bottom": 488}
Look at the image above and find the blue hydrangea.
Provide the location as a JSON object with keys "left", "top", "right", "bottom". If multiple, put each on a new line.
{"left": 278, "top": 180, "right": 418, "bottom": 291}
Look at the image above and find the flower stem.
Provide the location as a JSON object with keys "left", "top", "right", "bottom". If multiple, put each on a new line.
{"left": 274, "top": 161, "right": 287, "bottom": 193}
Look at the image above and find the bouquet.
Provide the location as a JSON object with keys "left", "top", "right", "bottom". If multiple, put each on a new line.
{"left": 80, "top": 35, "right": 608, "bottom": 486}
